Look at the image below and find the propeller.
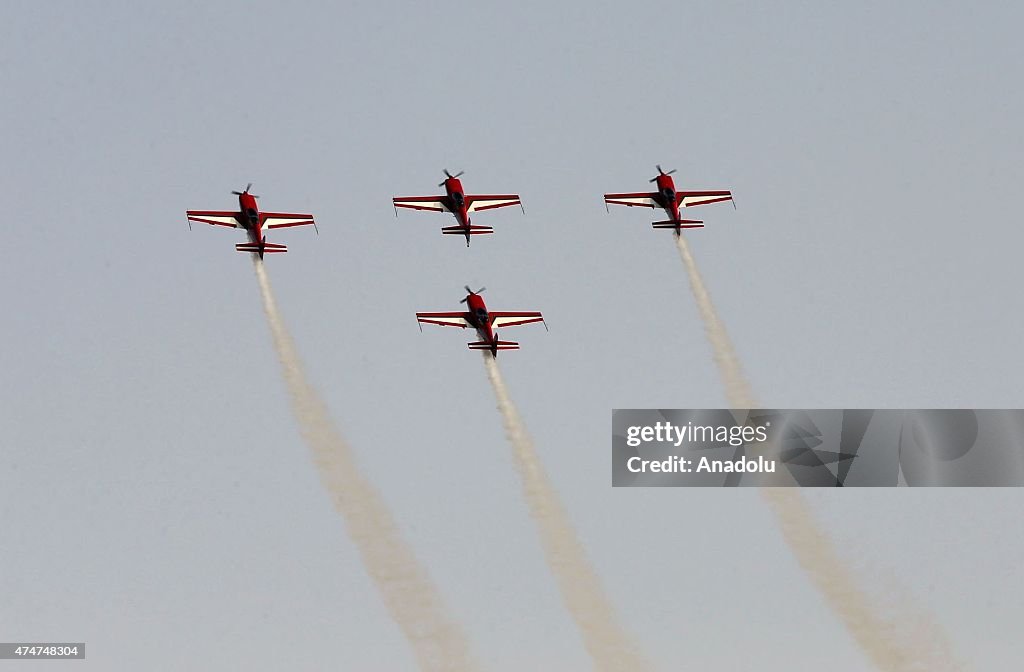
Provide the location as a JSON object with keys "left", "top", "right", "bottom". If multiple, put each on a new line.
{"left": 649, "top": 165, "right": 677, "bottom": 182}
{"left": 232, "top": 183, "right": 259, "bottom": 198}
{"left": 459, "top": 285, "right": 486, "bottom": 302}
{"left": 439, "top": 169, "right": 465, "bottom": 187}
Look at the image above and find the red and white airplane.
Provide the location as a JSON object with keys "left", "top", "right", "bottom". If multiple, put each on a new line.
{"left": 604, "top": 166, "right": 733, "bottom": 235}
{"left": 393, "top": 170, "right": 523, "bottom": 246}
{"left": 416, "top": 286, "right": 546, "bottom": 356}
{"left": 186, "top": 184, "right": 318, "bottom": 259}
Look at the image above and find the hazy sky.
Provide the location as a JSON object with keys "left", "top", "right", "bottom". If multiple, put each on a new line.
{"left": 2, "top": 1, "right": 1023, "bottom": 670}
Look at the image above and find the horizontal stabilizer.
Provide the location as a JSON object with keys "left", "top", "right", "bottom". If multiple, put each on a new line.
{"left": 236, "top": 243, "right": 288, "bottom": 253}
{"left": 468, "top": 340, "right": 519, "bottom": 351}
{"left": 652, "top": 219, "right": 703, "bottom": 229}
{"left": 442, "top": 225, "right": 494, "bottom": 235}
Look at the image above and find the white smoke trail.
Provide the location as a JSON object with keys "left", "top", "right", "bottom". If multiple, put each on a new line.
{"left": 674, "top": 233, "right": 756, "bottom": 409}
{"left": 253, "top": 259, "right": 478, "bottom": 672}
{"left": 674, "top": 235, "right": 964, "bottom": 671}
{"left": 482, "top": 353, "right": 650, "bottom": 672}
{"left": 762, "top": 489, "right": 966, "bottom": 671}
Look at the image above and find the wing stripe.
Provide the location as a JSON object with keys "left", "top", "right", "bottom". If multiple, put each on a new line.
{"left": 489, "top": 312, "right": 545, "bottom": 329}
{"left": 492, "top": 317, "right": 544, "bottom": 328}
{"left": 416, "top": 312, "right": 471, "bottom": 328}
{"left": 678, "top": 191, "right": 733, "bottom": 207}
{"left": 466, "top": 195, "right": 522, "bottom": 213}
{"left": 418, "top": 319, "right": 469, "bottom": 328}
{"left": 604, "top": 193, "right": 658, "bottom": 209}
{"left": 472, "top": 201, "right": 521, "bottom": 212}
{"left": 394, "top": 196, "right": 448, "bottom": 213}
{"left": 263, "top": 218, "right": 316, "bottom": 230}
{"left": 682, "top": 196, "right": 732, "bottom": 207}
{"left": 266, "top": 220, "right": 315, "bottom": 229}
{"left": 186, "top": 214, "right": 241, "bottom": 228}
{"left": 395, "top": 203, "right": 445, "bottom": 213}
{"left": 605, "top": 200, "right": 656, "bottom": 208}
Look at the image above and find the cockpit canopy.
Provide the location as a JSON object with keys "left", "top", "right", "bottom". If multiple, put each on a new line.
{"left": 451, "top": 192, "right": 465, "bottom": 207}
{"left": 661, "top": 187, "right": 675, "bottom": 200}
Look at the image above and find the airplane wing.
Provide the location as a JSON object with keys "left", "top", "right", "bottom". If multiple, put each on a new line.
{"left": 393, "top": 196, "right": 448, "bottom": 213}
{"left": 416, "top": 311, "right": 471, "bottom": 328}
{"left": 603, "top": 192, "right": 658, "bottom": 208}
{"left": 677, "top": 190, "right": 733, "bottom": 208}
{"left": 186, "top": 210, "right": 242, "bottom": 228}
{"left": 466, "top": 195, "right": 522, "bottom": 213}
{"left": 260, "top": 212, "right": 318, "bottom": 230}
{"left": 489, "top": 311, "right": 546, "bottom": 329}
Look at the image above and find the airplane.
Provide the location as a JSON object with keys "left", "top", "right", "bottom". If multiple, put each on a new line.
{"left": 604, "top": 166, "right": 734, "bottom": 235}
{"left": 393, "top": 170, "right": 524, "bottom": 246}
{"left": 416, "top": 286, "right": 546, "bottom": 356}
{"left": 186, "top": 184, "right": 318, "bottom": 259}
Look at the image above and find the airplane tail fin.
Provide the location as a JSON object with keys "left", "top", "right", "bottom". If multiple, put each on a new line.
{"left": 652, "top": 219, "right": 703, "bottom": 230}
{"left": 236, "top": 242, "right": 288, "bottom": 254}
{"left": 442, "top": 225, "right": 494, "bottom": 236}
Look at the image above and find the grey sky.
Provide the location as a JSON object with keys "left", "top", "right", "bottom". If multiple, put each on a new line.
{"left": 2, "top": 1, "right": 1022, "bottom": 669}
